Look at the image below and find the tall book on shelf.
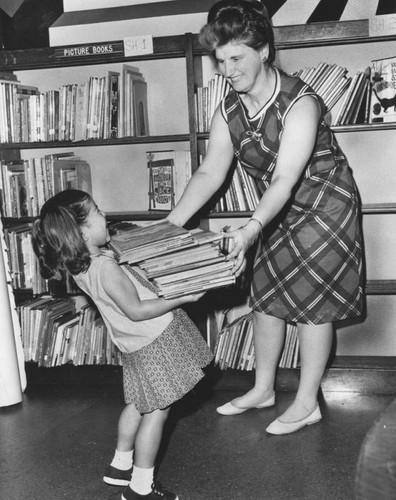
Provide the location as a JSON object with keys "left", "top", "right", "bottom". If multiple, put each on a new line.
{"left": 369, "top": 56, "right": 396, "bottom": 124}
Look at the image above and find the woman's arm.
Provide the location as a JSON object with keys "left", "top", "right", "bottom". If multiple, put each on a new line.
{"left": 167, "top": 106, "right": 235, "bottom": 227}
{"left": 226, "top": 95, "right": 322, "bottom": 271}
{"left": 101, "top": 259, "right": 204, "bottom": 322}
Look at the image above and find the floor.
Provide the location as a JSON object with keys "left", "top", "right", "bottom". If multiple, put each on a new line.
{"left": 0, "top": 371, "right": 395, "bottom": 500}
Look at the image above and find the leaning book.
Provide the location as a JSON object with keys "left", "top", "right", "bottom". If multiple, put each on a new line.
{"left": 369, "top": 56, "right": 396, "bottom": 123}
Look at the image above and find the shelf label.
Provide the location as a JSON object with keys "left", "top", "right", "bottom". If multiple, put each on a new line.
{"left": 123, "top": 35, "right": 153, "bottom": 57}
{"left": 369, "top": 14, "right": 396, "bottom": 37}
{"left": 55, "top": 42, "right": 124, "bottom": 59}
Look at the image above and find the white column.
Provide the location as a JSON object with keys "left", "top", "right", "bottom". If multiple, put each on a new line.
{"left": 0, "top": 221, "right": 26, "bottom": 407}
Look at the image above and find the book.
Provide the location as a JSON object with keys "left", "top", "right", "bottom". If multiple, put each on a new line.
{"left": 147, "top": 151, "right": 175, "bottom": 211}
{"left": 109, "top": 219, "right": 194, "bottom": 264}
{"left": 147, "top": 150, "right": 192, "bottom": 210}
{"left": 369, "top": 56, "right": 396, "bottom": 123}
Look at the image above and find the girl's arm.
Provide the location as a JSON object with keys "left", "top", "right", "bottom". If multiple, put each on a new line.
{"left": 167, "top": 106, "right": 235, "bottom": 227}
{"left": 101, "top": 259, "right": 203, "bottom": 321}
{"left": 225, "top": 95, "right": 322, "bottom": 272}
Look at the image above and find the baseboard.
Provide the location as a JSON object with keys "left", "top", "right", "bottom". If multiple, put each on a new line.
{"left": 25, "top": 356, "right": 396, "bottom": 395}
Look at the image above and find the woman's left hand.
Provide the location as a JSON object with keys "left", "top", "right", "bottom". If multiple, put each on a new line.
{"left": 223, "top": 222, "right": 261, "bottom": 276}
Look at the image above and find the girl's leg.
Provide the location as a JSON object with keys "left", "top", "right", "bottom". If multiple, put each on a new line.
{"left": 228, "top": 311, "right": 286, "bottom": 408}
{"left": 104, "top": 403, "right": 142, "bottom": 486}
{"left": 116, "top": 403, "right": 143, "bottom": 451}
{"left": 276, "top": 322, "right": 333, "bottom": 422}
{"left": 126, "top": 407, "right": 172, "bottom": 497}
{"left": 134, "top": 407, "right": 170, "bottom": 468}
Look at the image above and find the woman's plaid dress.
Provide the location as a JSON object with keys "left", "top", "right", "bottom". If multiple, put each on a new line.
{"left": 221, "top": 68, "right": 364, "bottom": 325}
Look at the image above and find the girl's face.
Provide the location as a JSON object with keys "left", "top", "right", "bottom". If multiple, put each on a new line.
{"left": 82, "top": 201, "right": 109, "bottom": 252}
{"left": 215, "top": 41, "right": 267, "bottom": 93}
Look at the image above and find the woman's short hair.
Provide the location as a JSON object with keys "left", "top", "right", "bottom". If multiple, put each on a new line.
{"left": 199, "top": 0, "right": 275, "bottom": 63}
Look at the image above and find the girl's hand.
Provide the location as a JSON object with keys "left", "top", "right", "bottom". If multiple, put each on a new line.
{"left": 183, "top": 291, "right": 206, "bottom": 303}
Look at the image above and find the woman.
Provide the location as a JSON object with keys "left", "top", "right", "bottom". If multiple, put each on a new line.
{"left": 167, "top": 0, "right": 364, "bottom": 434}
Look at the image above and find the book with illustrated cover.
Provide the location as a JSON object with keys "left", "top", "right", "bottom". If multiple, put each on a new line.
{"left": 147, "top": 154, "right": 174, "bottom": 211}
{"left": 369, "top": 56, "right": 396, "bottom": 123}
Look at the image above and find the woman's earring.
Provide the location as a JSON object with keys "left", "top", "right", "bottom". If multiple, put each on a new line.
{"left": 262, "top": 57, "right": 267, "bottom": 63}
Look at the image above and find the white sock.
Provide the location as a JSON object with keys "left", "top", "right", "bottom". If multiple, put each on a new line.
{"left": 129, "top": 466, "right": 154, "bottom": 495}
{"left": 110, "top": 449, "right": 134, "bottom": 470}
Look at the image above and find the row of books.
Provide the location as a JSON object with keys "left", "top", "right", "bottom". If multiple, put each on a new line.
{"left": 293, "top": 61, "right": 351, "bottom": 112}
{"left": 0, "top": 153, "right": 92, "bottom": 218}
{"left": 3, "top": 223, "right": 81, "bottom": 295}
{"left": 195, "top": 57, "right": 396, "bottom": 129}
{"left": 213, "top": 161, "right": 261, "bottom": 212}
{"left": 18, "top": 295, "right": 121, "bottom": 367}
{"left": 195, "top": 63, "right": 351, "bottom": 134}
{"left": 334, "top": 57, "right": 396, "bottom": 125}
{"left": 109, "top": 220, "right": 237, "bottom": 299}
{"left": 214, "top": 311, "right": 299, "bottom": 371}
{"left": 299, "top": 56, "right": 396, "bottom": 125}
{"left": 195, "top": 73, "right": 232, "bottom": 133}
{"left": 0, "top": 64, "right": 149, "bottom": 143}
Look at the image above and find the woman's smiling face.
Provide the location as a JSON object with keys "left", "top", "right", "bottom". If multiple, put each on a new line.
{"left": 215, "top": 41, "right": 267, "bottom": 93}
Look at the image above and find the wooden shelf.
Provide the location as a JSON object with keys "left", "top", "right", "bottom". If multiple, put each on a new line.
{"left": 192, "top": 19, "right": 396, "bottom": 53}
{"left": 0, "top": 134, "right": 191, "bottom": 150}
{"left": 1, "top": 20, "right": 395, "bottom": 73}
{"left": 4, "top": 204, "right": 395, "bottom": 225}
{"left": 365, "top": 280, "right": 396, "bottom": 295}
{"left": 331, "top": 123, "right": 396, "bottom": 133}
{"left": 206, "top": 204, "right": 396, "bottom": 218}
{"left": 0, "top": 35, "right": 188, "bottom": 70}
{"left": 198, "top": 122, "right": 396, "bottom": 140}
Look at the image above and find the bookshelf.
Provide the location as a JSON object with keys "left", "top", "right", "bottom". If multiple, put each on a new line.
{"left": 0, "top": 19, "right": 396, "bottom": 380}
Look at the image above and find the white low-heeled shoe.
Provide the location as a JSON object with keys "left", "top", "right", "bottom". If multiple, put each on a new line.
{"left": 216, "top": 394, "right": 275, "bottom": 415}
{"left": 265, "top": 404, "right": 322, "bottom": 435}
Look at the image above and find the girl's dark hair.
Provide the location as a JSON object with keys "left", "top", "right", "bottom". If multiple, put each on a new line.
{"left": 32, "top": 189, "right": 93, "bottom": 279}
{"left": 199, "top": 0, "right": 275, "bottom": 64}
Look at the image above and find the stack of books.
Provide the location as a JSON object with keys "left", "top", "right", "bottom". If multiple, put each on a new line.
{"left": 109, "top": 220, "right": 237, "bottom": 299}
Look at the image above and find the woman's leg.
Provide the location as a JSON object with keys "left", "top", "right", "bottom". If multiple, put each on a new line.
{"left": 229, "top": 311, "right": 286, "bottom": 408}
{"left": 134, "top": 407, "right": 170, "bottom": 468}
{"left": 277, "top": 322, "right": 333, "bottom": 422}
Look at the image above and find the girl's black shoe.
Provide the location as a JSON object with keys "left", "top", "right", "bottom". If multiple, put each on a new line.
{"left": 121, "top": 482, "right": 178, "bottom": 500}
{"left": 103, "top": 465, "right": 133, "bottom": 486}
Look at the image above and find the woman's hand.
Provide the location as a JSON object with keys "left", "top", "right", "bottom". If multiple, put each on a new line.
{"left": 223, "top": 220, "right": 262, "bottom": 276}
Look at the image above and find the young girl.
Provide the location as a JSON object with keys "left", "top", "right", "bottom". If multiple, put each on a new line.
{"left": 32, "top": 189, "right": 214, "bottom": 500}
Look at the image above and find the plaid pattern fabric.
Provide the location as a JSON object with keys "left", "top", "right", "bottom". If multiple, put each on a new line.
{"left": 222, "top": 69, "right": 363, "bottom": 324}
